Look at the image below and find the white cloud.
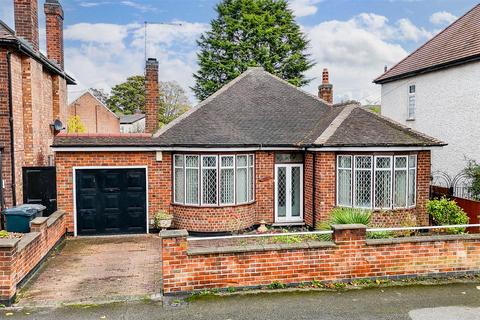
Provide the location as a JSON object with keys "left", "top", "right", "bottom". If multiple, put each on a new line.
{"left": 304, "top": 13, "right": 410, "bottom": 103}
{"left": 429, "top": 11, "right": 457, "bottom": 25}
{"left": 120, "top": 1, "right": 155, "bottom": 12}
{"left": 65, "top": 22, "right": 206, "bottom": 103}
{"left": 288, "top": 0, "right": 323, "bottom": 17}
{"left": 396, "top": 18, "right": 432, "bottom": 41}
{"left": 78, "top": 1, "right": 112, "bottom": 8}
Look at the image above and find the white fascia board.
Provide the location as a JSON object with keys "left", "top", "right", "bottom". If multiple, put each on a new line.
{"left": 52, "top": 147, "right": 164, "bottom": 152}
{"left": 307, "top": 146, "right": 442, "bottom": 152}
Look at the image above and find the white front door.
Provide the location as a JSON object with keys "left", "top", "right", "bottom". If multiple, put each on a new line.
{"left": 275, "top": 164, "right": 303, "bottom": 223}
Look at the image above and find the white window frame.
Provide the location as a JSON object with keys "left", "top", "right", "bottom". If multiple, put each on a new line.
{"left": 337, "top": 154, "right": 417, "bottom": 210}
{"left": 173, "top": 154, "right": 184, "bottom": 204}
{"left": 220, "top": 155, "right": 235, "bottom": 205}
{"left": 236, "top": 155, "right": 249, "bottom": 205}
{"left": 393, "top": 156, "right": 408, "bottom": 210}
{"left": 336, "top": 155, "right": 352, "bottom": 207}
{"left": 407, "top": 84, "right": 416, "bottom": 120}
{"left": 408, "top": 154, "right": 417, "bottom": 208}
{"left": 201, "top": 155, "right": 218, "bottom": 206}
{"left": 173, "top": 154, "right": 255, "bottom": 207}
{"left": 373, "top": 156, "right": 393, "bottom": 210}
{"left": 353, "top": 155, "right": 373, "bottom": 209}
{"left": 184, "top": 155, "right": 200, "bottom": 205}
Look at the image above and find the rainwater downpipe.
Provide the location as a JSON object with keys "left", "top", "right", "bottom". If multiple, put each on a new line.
{"left": 6, "top": 51, "right": 16, "bottom": 206}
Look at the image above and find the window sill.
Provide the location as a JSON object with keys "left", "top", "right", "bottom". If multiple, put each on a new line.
{"left": 172, "top": 201, "right": 256, "bottom": 208}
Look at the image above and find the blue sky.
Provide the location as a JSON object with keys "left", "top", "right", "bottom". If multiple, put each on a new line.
{"left": 1, "top": 0, "right": 478, "bottom": 104}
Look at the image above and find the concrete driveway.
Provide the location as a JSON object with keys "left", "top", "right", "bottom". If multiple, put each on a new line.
{"left": 17, "top": 235, "right": 162, "bottom": 306}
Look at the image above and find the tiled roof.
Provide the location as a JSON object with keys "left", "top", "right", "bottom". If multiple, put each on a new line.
{"left": 53, "top": 68, "right": 445, "bottom": 149}
{"left": 120, "top": 114, "right": 145, "bottom": 124}
{"left": 374, "top": 4, "right": 480, "bottom": 83}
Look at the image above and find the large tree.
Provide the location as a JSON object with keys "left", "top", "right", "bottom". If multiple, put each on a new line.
{"left": 105, "top": 77, "right": 191, "bottom": 126}
{"left": 193, "top": 0, "right": 313, "bottom": 101}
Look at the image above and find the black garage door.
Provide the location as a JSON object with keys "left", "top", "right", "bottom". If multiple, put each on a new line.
{"left": 76, "top": 168, "right": 147, "bottom": 235}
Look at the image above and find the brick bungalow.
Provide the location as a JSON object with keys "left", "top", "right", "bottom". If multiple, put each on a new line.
{"left": 53, "top": 63, "right": 445, "bottom": 236}
{"left": 0, "top": 0, "right": 74, "bottom": 210}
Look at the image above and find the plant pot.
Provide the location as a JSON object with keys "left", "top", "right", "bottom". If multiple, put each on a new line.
{"left": 159, "top": 219, "right": 172, "bottom": 229}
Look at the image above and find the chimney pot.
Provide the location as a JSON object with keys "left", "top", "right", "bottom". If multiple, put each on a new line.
{"left": 14, "top": 0, "right": 39, "bottom": 51}
{"left": 318, "top": 68, "right": 333, "bottom": 104}
{"left": 145, "top": 58, "right": 160, "bottom": 134}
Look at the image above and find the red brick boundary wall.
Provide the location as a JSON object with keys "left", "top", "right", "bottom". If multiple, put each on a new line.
{"left": 160, "top": 225, "right": 480, "bottom": 295}
{"left": 0, "top": 211, "right": 66, "bottom": 305}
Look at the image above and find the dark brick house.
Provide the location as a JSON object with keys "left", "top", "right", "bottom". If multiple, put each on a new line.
{"left": 53, "top": 64, "right": 445, "bottom": 236}
{"left": 0, "top": 0, "right": 74, "bottom": 209}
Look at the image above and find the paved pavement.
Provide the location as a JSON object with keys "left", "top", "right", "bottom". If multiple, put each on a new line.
{"left": 5, "top": 282, "right": 480, "bottom": 319}
{"left": 17, "top": 235, "right": 162, "bottom": 306}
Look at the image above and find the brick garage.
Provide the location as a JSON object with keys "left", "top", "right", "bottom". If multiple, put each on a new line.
{"left": 160, "top": 225, "right": 480, "bottom": 295}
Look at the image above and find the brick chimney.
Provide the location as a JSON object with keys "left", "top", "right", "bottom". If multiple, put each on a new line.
{"left": 145, "top": 58, "right": 160, "bottom": 134}
{"left": 318, "top": 68, "right": 333, "bottom": 104}
{"left": 44, "top": 0, "right": 64, "bottom": 69}
{"left": 14, "top": 0, "right": 39, "bottom": 52}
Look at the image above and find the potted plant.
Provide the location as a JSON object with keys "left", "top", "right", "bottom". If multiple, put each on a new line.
{"left": 154, "top": 211, "right": 174, "bottom": 231}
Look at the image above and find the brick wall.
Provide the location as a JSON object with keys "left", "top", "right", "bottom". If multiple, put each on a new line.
{"left": 0, "top": 50, "right": 68, "bottom": 207}
{"left": 145, "top": 58, "right": 159, "bottom": 134}
{"left": 44, "top": 0, "right": 64, "bottom": 69}
{"left": 0, "top": 211, "right": 66, "bottom": 305}
{"left": 14, "top": 0, "right": 40, "bottom": 52}
{"left": 160, "top": 226, "right": 480, "bottom": 294}
{"left": 68, "top": 93, "right": 120, "bottom": 134}
{"left": 55, "top": 151, "right": 172, "bottom": 232}
{"left": 254, "top": 151, "right": 274, "bottom": 224}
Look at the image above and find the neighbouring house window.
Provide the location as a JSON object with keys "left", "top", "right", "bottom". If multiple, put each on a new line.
{"left": 408, "top": 84, "right": 416, "bottom": 120}
{"left": 173, "top": 154, "right": 254, "bottom": 206}
{"left": 337, "top": 154, "right": 417, "bottom": 210}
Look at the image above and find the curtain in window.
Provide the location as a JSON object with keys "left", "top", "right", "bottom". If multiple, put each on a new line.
{"left": 236, "top": 156, "right": 248, "bottom": 204}
{"left": 394, "top": 156, "right": 407, "bottom": 208}
{"left": 220, "top": 156, "right": 234, "bottom": 204}
{"left": 408, "top": 155, "right": 417, "bottom": 206}
{"left": 174, "top": 155, "right": 185, "bottom": 204}
{"left": 185, "top": 156, "right": 199, "bottom": 204}
{"left": 337, "top": 156, "right": 352, "bottom": 206}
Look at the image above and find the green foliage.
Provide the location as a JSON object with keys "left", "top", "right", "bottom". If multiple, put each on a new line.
{"left": 106, "top": 77, "right": 190, "bottom": 126}
{"left": 267, "top": 281, "right": 286, "bottom": 289}
{"left": 0, "top": 230, "right": 9, "bottom": 238}
{"left": 464, "top": 159, "right": 480, "bottom": 201}
{"left": 153, "top": 211, "right": 173, "bottom": 229}
{"left": 193, "top": 0, "right": 313, "bottom": 101}
{"left": 426, "top": 197, "right": 469, "bottom": 234}
{"left": 67, "top": 115, "right": 86, "bottom": 133}
{"left": 367, "top": 230, "right": 395, "bottom": 239}
{"left": 317, "top": 207, "right": 372, "bottom": 230}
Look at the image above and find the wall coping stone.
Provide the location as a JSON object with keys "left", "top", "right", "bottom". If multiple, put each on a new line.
{"left": 31, "top": 217, "right": 48, "bottom": 226}
{"left": 331, "top": 224, "right": 367, "bottom": 230}
{"left": 47, "top": 210, "right": 66, "bottom": 227}
{"left": 187, "top": 240, "right": 336, "bottom": 256}
{"left": 160, "top": 229, "right": 189, "bottom": 239}
{"left": 367, "top": 233, "right": 480, "bottom": 246}
{"left": 17, "top": 232, "right": 40, "bottom": 252}
{"left": 0, "top": 238, "right": 21, "bottom": 248}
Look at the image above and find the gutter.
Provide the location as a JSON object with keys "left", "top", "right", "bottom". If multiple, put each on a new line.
{"left": 6, "top": 51, "right": 16, "bottom": 206}
{"left": 0, "top": 39, "right": 75, "bottom": 85}
{"left": 312, "top": 152, "right": 316, "bottom": 229}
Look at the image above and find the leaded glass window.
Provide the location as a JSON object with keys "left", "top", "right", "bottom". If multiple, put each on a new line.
{"left": 337, "top": 155, "right": 352, "bottom": 206}
{"left": 220, "top": 156, "right": 234, "bottom": 204}
{"left": 202, "top": 156, "right": 218, "bottom": 205}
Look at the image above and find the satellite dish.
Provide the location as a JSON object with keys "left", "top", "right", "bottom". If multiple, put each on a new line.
{"left": 53, "top": 119, "right": 64, "bottom": 132}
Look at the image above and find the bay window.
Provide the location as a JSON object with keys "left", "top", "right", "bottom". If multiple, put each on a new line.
{"left": 174, "top": 154, "right": 254, "bottom": 206}
{"left": 337, "top": 154, "right": 417, "bottom": 210}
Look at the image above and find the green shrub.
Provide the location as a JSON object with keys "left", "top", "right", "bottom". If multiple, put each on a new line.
{"left": 153, "top": 211, "right": 173, "bottom": 229}
{"left": 426, "top": 197, "right": 469, "bottom": 234}
{"left": 317, "top": 207, "right": 372, "bottom": 230}
{"left": 367, "top": 230, "right": 395, "bottom": 239}
{"left": 0, "top": 230, "right": 9, "bottom": 238}
{"left": 316, "top": 207, "right": 372, "bottom": 240}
